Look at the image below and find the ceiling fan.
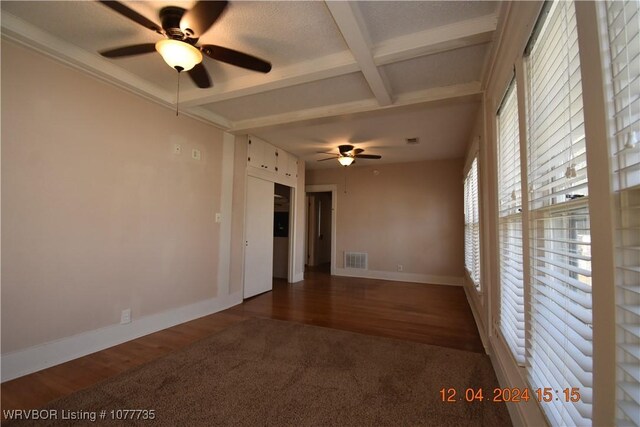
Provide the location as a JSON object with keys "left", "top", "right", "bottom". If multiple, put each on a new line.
{"left": 318, "top": 144, "right": 382, "bottom": 166}
{"left": 98, "top": 0, "right": 272, "bottom": 89}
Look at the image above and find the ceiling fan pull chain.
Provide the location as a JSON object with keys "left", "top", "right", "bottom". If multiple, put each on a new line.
{"left": 344, "top": 169, "right": 348, "bottom": 194}
{"left": 176, "top": 70, "right": 181, "bottom": 116}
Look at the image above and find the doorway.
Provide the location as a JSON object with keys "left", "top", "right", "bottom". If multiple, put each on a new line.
{"left": 305, "top": 185, "right": 337, "bottom": 275}
{"left": 273, "top": 183, "right": 292, "bottom": 281}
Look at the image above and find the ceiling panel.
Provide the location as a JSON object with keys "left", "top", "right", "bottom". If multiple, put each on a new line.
{"left": 383, "top": 44, "right": 488, "bottom": 95}
{"left": 254, "top": 98, "right": 481, "bottom": 169}
{"left": 357, "top": 1, "right": 498, "bottom": 45}
{"left": 201, "top": 72, "right": 373, "bottom": 121}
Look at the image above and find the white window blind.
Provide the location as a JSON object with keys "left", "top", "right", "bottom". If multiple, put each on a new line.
{"left": 525, "top": 2, "right": 593, "bottom": 426}
{"left": 604, "top": 1, "right": 640, "bottom": 425}
{"left": 464, "top": 157, "right": 481, "bottom": 290}
{"left": 497, "top": 80, "right": 526, "bottom": 365}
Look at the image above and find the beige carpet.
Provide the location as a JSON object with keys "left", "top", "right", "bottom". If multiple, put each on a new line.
{"left": 11, "top": 318, "right": 511, "bottom": 426}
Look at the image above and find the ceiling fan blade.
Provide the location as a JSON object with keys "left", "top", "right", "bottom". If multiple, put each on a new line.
{"left": 188, "top": 63, "right": 212, "bottom": 88}
{"left": 317, "top": 157, "right": 338, "bottom": 162}
{"left": 99, "top": 1, "right": 162, "bottom": 33}
{"left": 354, "top": 154, "right": 382, "bottom": 159}
{"left": 353, "top": 148, "right": 364, "bottom": 154}
{"left": 180, "top": 1, "right": 228, "bottom": 37}
{"left": 100, "top": 43, "right": 157, "bottom": 58}
{"left": 201, "top": 45, "right": 272, "bottom": 73}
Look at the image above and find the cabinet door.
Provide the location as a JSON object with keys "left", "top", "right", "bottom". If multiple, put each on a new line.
{"left": 275, "top": 149, "right": 288, "bottom": 177}
{"left": 286, "top": 153, "right": 298, "bottom": 178}
{"left": 243, "top": 176, "right": 274, "bottom": 299}
{"left": 262, "top": 143, "right": 277, "bottom": 172}
{"left": 247, "top": 137, "right": 263, "bottom": 169}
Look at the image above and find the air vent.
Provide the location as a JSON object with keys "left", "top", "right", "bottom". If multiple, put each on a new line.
{"left": 405, "top": 137, "right": 420, "bottom": 145}
{"left": 345, "top": 252, "right": 368, "bottom": 269}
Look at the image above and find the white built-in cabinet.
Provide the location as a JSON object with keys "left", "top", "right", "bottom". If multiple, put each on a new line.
{"left": 243, "top": 136, "right": 299, "bottom": 298}
{"left": 247, "top": 136, "right": 277, "bottom": 172}
{"left": 247, "top": 136, "right": 297, "bottom": 185}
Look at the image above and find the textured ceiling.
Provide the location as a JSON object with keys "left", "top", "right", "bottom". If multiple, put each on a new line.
{"left": 256, "top": 97, "right": 482, "bottom": 169}
{"left": 1, "top": 0, "right": 501, "bottom": 169}
{"left": 202, "top": 72, "right": 372, "bottom": 121}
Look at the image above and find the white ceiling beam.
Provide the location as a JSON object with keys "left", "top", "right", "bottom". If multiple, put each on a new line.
{"left": 184, "top": 107, "right": 233, "bottom": 130}
{"left": 325, "top": 1, "right": 393, "bottom": 106}
{"left": 373, "top": 14, "right": 497, "bottom": 66}
{"left": 179, "top": 51, "right": 360, "bottom": 107}
{"left": 181, "top": 14, "right": 495, "bottom": 109}
{"left": 230, "top": 81, "right": 482, "bottom": 133}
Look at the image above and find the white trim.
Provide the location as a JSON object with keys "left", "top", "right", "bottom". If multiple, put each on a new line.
{"left": 488, "top": 334, "right": 548, "bottom": 427}
{"left": 463, "top": 283, "right": 489, "bottom": 353}
{"left": 325, "top": 1, "right": 392, "bottom": 106}
{"left": 1, "top": 292, "right": 242, "bottom": 382}
{"left": 217, "top": 133, "right": 235, "bottom": 296}
{"left": 334, "top": 267, "right": 462, "bottom": 287}
{"left": 305, "top": 185, "right": 338, "bottom": 276}
{"left": 374, "top": 14, "right": 497, "bottom": 66}
{"left": 231, "top": 82, "right": 481, "bottom": 133}
{"left": 287, "top": 186, "right": 298, "bottom": 283}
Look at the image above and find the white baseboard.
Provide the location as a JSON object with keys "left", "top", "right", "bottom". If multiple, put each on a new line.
{"left": 333, "top": 268, "right": 463, "bottom": 286}
{"left": 462, "top": 285, "right": 489, "bottom": 353}
{"left": 1, "top": 291, "right": 243, "bottom": 383}
{"left": 488, "top": 335, "right": 547, "bottom": 427}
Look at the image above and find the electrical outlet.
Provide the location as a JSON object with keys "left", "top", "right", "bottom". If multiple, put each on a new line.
{"left": 397, "top": 264, "right": 403, "bottom": 272}
{"left": 192, "top": 148, "right": 201, "bottom": 160}
{"left": 173, "top": 144, "right": 182, "bottom": 155}
{"left": 120, "top": 309, "right": 131, "bottom": 324}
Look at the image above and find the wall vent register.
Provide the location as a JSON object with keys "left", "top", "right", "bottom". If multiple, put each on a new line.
{"left": 345, "top": 252, "right": 368, "bottom": 269}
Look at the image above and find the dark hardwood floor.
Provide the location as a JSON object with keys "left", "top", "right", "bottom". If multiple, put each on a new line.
{"left": 1, "top": 269, "right": 482, "bottom": 417}
{"left": 229, "top": 269, "right": 483, "bottom": 353}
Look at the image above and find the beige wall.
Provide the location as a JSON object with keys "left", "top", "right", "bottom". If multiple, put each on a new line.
{"left": 1, "top": 41, "right": 225, "bottom": 353}
{"left": 306, "top": 159, "right": 464, "bottom": 278}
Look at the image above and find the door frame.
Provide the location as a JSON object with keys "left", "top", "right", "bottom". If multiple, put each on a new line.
{"left": 305, "top": 184, "right": 337, "bottom": 276}
{"left": 287, "top": 185, "right": 297, "bottom": 283}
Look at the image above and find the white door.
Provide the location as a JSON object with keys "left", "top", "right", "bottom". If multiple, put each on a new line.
{"left": 244, "top": 176, "right": 275, "bottom": 299}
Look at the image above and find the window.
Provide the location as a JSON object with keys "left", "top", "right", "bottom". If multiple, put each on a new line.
{"left": 497, "top": 80, "right": 526, "bottom": 365}
{"left": 604, "top": 1, "right": 640, "bottom": 425}
{"left": 464, "top": 157, "right": 481, "bottom": 290}
{"left": 525, "top": 1, "right": 593, "bottom": 425}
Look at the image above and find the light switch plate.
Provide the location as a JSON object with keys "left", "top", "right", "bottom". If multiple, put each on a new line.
{"left": 215, "top": 213, "right": 222, "bottom": 223}
{"left": 173, "top": 144, "right": 182, "bottom": 155}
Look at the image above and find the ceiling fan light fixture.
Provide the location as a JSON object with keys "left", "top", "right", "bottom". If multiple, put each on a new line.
{"left": 338, "top": 155, "right": 354, "bottom": 167}
{"left": 155, "top": 39, "right": 202, "bottom": 71}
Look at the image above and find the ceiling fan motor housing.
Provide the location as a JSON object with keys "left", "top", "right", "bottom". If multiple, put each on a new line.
{"left": 160, "top": 6, "right": 191, "bottom": 39}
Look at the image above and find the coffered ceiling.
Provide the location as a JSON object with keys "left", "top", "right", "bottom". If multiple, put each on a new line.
{"left": 1, "top": 1, "right": 503, "bottom": 169}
